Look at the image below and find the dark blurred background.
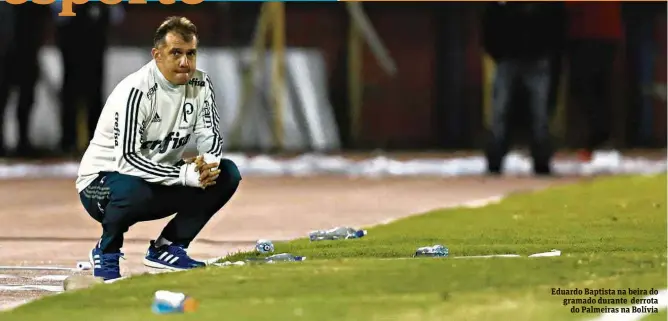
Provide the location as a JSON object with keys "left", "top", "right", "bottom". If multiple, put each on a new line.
{"left": 0, "top": 2, "right": 665, "bottom": 166}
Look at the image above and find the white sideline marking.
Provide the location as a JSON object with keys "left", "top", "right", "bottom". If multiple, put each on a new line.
{"left": 0, "top": 274, "right": 69, "bottom": 281}
{"left": 375, "top": 250, "right": 559, "bottom": 261}
{"left": 0, "top": 266, "right": 75, "bottom": 271}
{"left": 588, "top": 289, "right": 668, "bottom": 321}
{"left": 450, "top": 250, "right": 561, "bottom": 259}
{"left": 32, "top": 275, "right": 69, "bottom": 281}
{"left": 452, "top": 254, "right": 521, "bottom": 259}
{"left": 0, "top": 285, "right": 63, "bottom": 292}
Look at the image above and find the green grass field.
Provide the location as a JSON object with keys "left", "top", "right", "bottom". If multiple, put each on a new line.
{"left": 3, "top": 174, "right": 666, "bottom": 321}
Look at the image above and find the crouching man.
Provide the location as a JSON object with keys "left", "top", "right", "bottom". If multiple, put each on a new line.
{"left": 75, "top": 16, "right": 241, "bottom": 281}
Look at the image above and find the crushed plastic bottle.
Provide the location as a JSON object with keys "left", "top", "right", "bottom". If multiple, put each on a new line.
{"left": 265, "top": 253, "right": 306, "bottom": 262}
{"left": 414, "top": 245, "right": 449, "bottom": 257}
{"left": 151, "top": 290, "right": 199, "bottom": 314}
{"left": 308, "top": 227, "right": 367, "bottom": 241}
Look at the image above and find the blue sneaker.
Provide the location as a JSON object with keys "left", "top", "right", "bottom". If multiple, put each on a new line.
{"left": 89, "top": 246, "right": 124, "bottom": 281}
{"left": 142, "top": 240, "right": 206, "bottom": 271}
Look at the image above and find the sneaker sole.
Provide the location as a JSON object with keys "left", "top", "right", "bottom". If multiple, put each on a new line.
{"left": 88, "top": 250, "right": 95, "bottom": 274}
{"left": 142, "top": 258, "right": 189, "bottom": 271}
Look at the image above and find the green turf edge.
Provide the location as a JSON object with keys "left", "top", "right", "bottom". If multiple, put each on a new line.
{"left": 219, "top": 173, "right": 667, "bottom": 263}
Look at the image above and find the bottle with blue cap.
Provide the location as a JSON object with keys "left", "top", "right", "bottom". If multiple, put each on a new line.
{"left": 308, "top": 226, "right": 367, "bottom": 241}
{"left": 255, "top": 239, "right": 275, "bottom": 254}
{"left": 413, "top": 245, "right": 449, "bottom": 257}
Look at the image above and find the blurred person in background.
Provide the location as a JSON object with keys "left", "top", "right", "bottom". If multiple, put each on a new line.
{"left": 565, "top": 2, "right": 623, "bottom": 161}
{"left": 622, "top": 2, "right": 664, "bottom": 148}
{"left": 481, "top": 2, "right": 566, "bottom": 176}
{"left": 0, "top": 2, "right": 49, "bottom": 158}
{"left": 52, "top": 2, "right": 125, "bottom": 158}
{"left": 0, "top": 2, "right": 13, "bottom": 157}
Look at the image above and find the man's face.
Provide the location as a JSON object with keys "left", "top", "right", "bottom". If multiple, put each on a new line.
{"left": 152, "top": 32, "right": 197, "bottom": 85}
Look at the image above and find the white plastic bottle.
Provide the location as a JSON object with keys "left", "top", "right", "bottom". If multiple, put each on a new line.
{"left": 308, "top": 227, "right": 367, "bottom": 241}
{"left": 151, "top": 290, "right": 198, "bottom": 314}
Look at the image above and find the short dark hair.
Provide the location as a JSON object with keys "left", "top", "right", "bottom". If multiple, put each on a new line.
{"left": 153, "top": 16, "right": 198, "bottom": 48}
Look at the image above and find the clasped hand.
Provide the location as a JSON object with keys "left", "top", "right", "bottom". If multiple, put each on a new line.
{"left": 184, "top": 155, "right": 220, "bottom": 189}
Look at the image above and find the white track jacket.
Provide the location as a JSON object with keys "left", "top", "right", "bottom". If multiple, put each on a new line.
{"left": 76, "top": 60, "right": 224, "bottom": 192}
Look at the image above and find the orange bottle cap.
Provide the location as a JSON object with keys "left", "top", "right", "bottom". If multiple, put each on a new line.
{"left": 182, "top": 297, "right": 199, "bottom": 312}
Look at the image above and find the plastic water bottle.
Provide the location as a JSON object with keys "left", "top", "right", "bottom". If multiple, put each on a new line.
{"left": 265, "top": 253, "right": 306, "bottom": 262}
{"left": 255, "top": 239, "right": 275, "bottom": 254}
{"left": 308, "top": 227, "right": 367, "bottom": 241}
{"left": 151, "top": 290, "right": 199, "bottom": 314}
{"left": 414, "top": 245, "right": 449, "bottom": 257}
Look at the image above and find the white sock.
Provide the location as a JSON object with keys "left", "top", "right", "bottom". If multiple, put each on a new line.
{"left": 155, "top": 237, "right": 172, "bottom": 247}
